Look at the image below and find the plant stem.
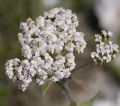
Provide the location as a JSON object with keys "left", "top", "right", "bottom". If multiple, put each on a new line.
{"left": 72, "top": 61, "right": 93, "bottom": 73}
{"left": 59, "top": 81, "right": 77, "bottom": 106}
{"left": 57, "top": 61, "right": 93, "bottom": 106}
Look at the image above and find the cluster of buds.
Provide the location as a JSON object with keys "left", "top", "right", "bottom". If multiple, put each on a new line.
{"left": 5, "top": 8, "right": 86, "bottom": 91}
{"left": 91, "top": 31, "right": 119, "bottom": 64}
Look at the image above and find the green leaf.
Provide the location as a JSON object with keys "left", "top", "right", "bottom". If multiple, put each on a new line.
{"left": 41, "top": 82, "right": 51, "bottom": 96}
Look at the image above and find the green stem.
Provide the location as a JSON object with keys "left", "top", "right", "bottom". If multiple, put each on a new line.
{"left": 72, "top": 61, "right": 93, "bottom": 73}
{"left": 57, "top": 61, "right": 93, "bottom": 106}
{"left": 58, "top": 81, "right": 77, "bottom": 106}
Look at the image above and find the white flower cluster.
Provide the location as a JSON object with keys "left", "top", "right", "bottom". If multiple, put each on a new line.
{"left": 91, "top": 31, "right": 119, "bottom": 64}
{"left": 5, "top": 8, "right": 86, "bottom": 91}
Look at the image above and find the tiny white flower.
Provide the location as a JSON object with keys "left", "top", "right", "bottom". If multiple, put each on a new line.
{"left": 36, "top": 16, "right": 45, "bottom": 28}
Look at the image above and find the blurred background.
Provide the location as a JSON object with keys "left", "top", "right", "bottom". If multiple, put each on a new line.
{"left": 0, "top": 0, "right": 120, "bottom": 106}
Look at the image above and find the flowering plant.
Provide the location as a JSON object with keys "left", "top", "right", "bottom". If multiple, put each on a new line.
{"left": 5, "top": 8, "right": 119, "bottom": 106}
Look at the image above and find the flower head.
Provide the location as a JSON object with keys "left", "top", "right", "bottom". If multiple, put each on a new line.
{"left": 91, "top": 31, "right": 119, "bottom": 64}
{"left": 5, "top": 7, "right": 86, "bottom": 91}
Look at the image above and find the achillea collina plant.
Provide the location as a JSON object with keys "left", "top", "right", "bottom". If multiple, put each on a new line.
{"left": 5, "top": 7, "right": 119, "bottom": 106}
